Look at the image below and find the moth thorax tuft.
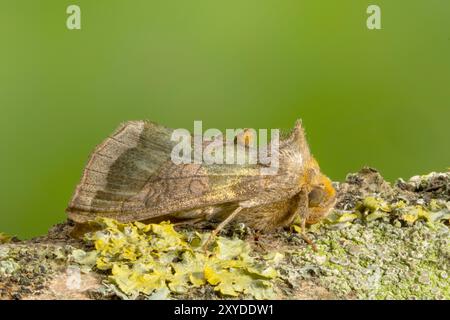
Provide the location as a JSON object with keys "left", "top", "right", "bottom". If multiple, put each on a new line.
{"left": 235, "top": 129, "right": 256, "bottom": 147}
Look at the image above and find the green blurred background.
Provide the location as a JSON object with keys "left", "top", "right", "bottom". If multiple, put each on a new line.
{"left": 0, "top": 1, "right": 449, "bottom": 238}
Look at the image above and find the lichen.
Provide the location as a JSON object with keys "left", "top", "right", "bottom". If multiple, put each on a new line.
{"left": 284, "top": 170, "right": 449, "bottom": 299}
{"left": 0, "top": 244, "right": 72, "bottom": 299}
{"left": 73, "top": 218, "right": 279, "bottom": 300}
{"left": 288, "top": 219, "right": 449, "bottom": 299}
{"left": 1, "top": 168, "right": 448, "bottom": 300}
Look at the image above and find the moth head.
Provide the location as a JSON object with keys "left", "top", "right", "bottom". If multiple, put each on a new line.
{"left": 306, "top": 173, "right": 337, "bottom": 224}
{"left": 282, "top": 119, "right": 336, "bottom": 223}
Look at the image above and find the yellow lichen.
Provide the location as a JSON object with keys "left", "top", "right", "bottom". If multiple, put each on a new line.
{"left": 75, "top": 218, "right": 278, "bottom": 299}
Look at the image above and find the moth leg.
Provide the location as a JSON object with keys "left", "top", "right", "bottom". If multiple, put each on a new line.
{"left": 297, "top": 191, "right": 318, "bottom": 252}
{"left": 202, "top": 205, "right": 244, "bottom": 250}
{"left": 300, "top": 217, "right": 317, "bottom": 252}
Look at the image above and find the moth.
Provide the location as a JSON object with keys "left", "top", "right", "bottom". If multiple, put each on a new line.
{"left": 67, "top": 120, "right": 336, "bottom": 245}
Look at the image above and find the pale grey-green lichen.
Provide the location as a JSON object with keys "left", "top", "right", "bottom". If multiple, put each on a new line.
{"left": 282, "top": 214, "right": 449, "bottom": 299}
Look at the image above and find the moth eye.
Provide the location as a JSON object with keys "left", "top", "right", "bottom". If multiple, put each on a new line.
{"left": 308, "top": 187, "right": 325, "bottom": 207}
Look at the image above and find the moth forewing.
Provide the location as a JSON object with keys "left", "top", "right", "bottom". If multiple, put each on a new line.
{"left": 67, "top": 119, "right": 334, "bottom": 235}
